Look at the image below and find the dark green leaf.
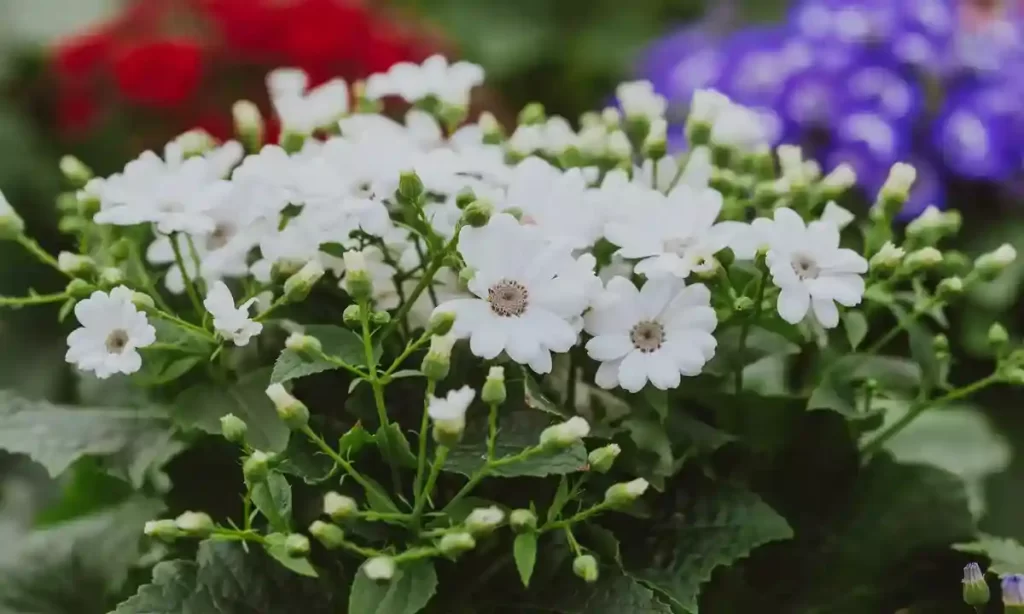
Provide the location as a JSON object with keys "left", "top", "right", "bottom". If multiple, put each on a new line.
{"left": 136, "top": 355, "right": 202, "bottom": 386}
{"left": 842, "top": 311, "right": 868, "bottom": 350}
{"left": 363, "top": 476, "right": 402, "bottom": 515}
{"left": 888, "top": 304, "right": 941, "bottom": 393}
{"left": 642, "top": 388, "right": 668, "bottom": 423}
{"left": 623, "top": 417, "right": 674, "bottom": 480}
{"left": 174, "top": 368, "right": 290, "bottom": 453}
{"left": 251, "top": 472, "right": 292, "bottom": 532}
{"left": 514, "top": 533, "right": 538, "bottom": 587}
{"left": 112, "top": 560, "right": 200, "bottom": 613}
{"left": 547, "top": 476, "right": 571, "bottom": 523}
{"left": 319, "top": 242, "right": 349, "bottom": 258}
{"left": 809, "top": 355, "right": 921, "bottom": 416}
{"left": 523, "top": 375, "right": 572, "bottom": 418}
{"left": 666, "top": 413, "right": 735, "bottom": 466}
{"left": 582, "top": 525, "right": 622, "bottom": 567}
{"left": 264, "top": 533, "right": 318, "bottom": 578}
{"left": 543, "top": 571, "right": 673, "bottom": 613}
{"left": 347, "top": 559, "right": 437, "bottom": 614}
{"left": 705, "top": 326, "right": 801, "bottom": 377}
{"left": 630, "top": 484, "right": 793, "bottom": 612}
{"left": 339, "top": 423, "right": 374, "bottom": 458}
{"left": 954, "top": 534, "right": 1024, "bottom": 576}
{"left": 58, "top": 298, "right": 75, "bottom": 323}
{"left": 444, "top": 411, "right": 586, "bottom": 478}
{"left": 375, "top": 423, "right": 418, "bottom": 469}
{"left": 271, "top": 325, "right": 378, "bottom": 384}
{"left": 278, "top": 430, "right": 336, "bottom": 484}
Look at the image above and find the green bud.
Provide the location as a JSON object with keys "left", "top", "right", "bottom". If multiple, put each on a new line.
{"left": 975, "top": 244, "right": 1017, "bottom": 280}
{"left": 76, "top": 192, "right": 101, "bottom": 218}
{"left": 461, "top": 200, "right": 494, "bottom": 228}
{"left": 433, "top": 417, "right": 466, "bottom": 447}
{"left": 876, "top": 162, "right": 916, "bottom": 219}
{"left": 604, "top": 478, "right": 649, "bottom": 508}
{"left": 509, "top": 509, "right": 537, "bottom": 533}
{"left": 903, "top": 247, "right": 943, "bottom": 272}
{"left": 323, "top": 492, "right": 358, "bottom": 520}
{"left": 243, "top": 451, "right": 271, "bottom": 483}
{"left": 962, "top": 562, "right": 990, "bottom": 607}
{"left": 59, "top": 155, "right": 93, "bottom": 187}
{"left": 343, "top": 304, "right": 362, "bottom": 327}
{"left": 309, "top": 520, "right": 346, "bottom": 549}
{"left": 98, "top": 267, "right": 125, "bottom": 288}
{"left": 283, "top": 260, "right": 326, "bottom": 302}
{"left": 421, "top": 333, "right": 455, "bottom": 381}
{"left": 371, "top": 310, "right": 391, "bottom": 325}
{"left": 503, "top": 206, "right": 525, "bottom": 222}
{"left": 481, "top": 366, "right": 506, "bottom": 405}
{"left": 281, "top": 130, "right": 307, "bottom": 154}
{"left": 342, "top": 251, "right": 373, "bottom": 301}
{"left": 0, "top": 199, "right": 25, "bottom": 240}
{"left": 732, "top": 296, "right": 754, "bottom": 313}
{"left": 936, "top": 276, "right": 964, "bottom": 299}
{"left": 285, "top": 333, "right": 322, "bottom": 359}
{"left": 587, "top": 443, "right": 621, "bottom": 474}
{"left": 58, "top": 216, "right": 86, "bottom": 235}
{"left": 455, "top": 188, "right": 477, "bottom": 210}
{"left": 56, "top": 192, "right": 79, "bottom": 213}
{"left": 271, "top": 259, "right": 302, "bottom": 284}
{"left": 285, "top": 533, "right": 311, "bottom": 557}
{"left": 465, "top": 506, "right": 505, "bottom": 536}
{"left": 457, "top": 267, "right": 475, "bottom": 290}
{"left": 130, "top": 291, "right": 155, "bottom": 310}
{"left": 540, "top": 417, "right": 590, "bottom": 449}
{"left": 518, "top": 102, "right": 546, "bottom": 126}
{"left": 941, "top": 250, "right": 971, "bottom": 276}
{"left": 988, "top": 323, "right": 1010, "bottom": 351}
{"left": 398, "top": 171, "right": 425, "bottom": 202}
{"left": 933, "top": 334, "right": 950, "bottom": 356}
{"left": 220, "top": 413, "right": 248, "bottom": 444}
{"left": 65, "top": 278, "right": 94, "bottom": 299}
{"left": 572, "top": 554, "right": 599, "bottom": 583}
{"left": 233, "top": 100, "right": 265, "bottom": 152}
{"left": 144, "top": 519, "right": 182, "bottom": 542}
{"left": 175, "top": 511, "right": 214, "bottom": 537}
{"left": 428, "top": 310, "right": 455, "bottom": 335}
{"left": 439, "top": 531, "right": 477, "bottom": 557}
{"left": 1004, "top": 368, "right": 1024, "bottom": 386}
{"left": 265, "top": 384, "right": 309, "bottom": 430}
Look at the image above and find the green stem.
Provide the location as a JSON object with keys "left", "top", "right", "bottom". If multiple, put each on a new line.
{"left": 379, "top": 228, "right": 460, "bottom": 343}
{"left": 210, "top": 527, "right": 266, "bottom": 545}
{"left": 486, "top": 402, "right": 500, "bottom": 462}
{"left": 0, "top": 291, "right": 69, "bottom": 307}
{"left": 170, "top": 233, "right": 205, "bottom": 317}
{"left": 16, "top": 235, "right": 68, "bottom": 276}
{"left": 444, "top": 446, "right": 549, "bottom": 512}
{"left": 860, "top": 374, "right": 999, "bottom": 455}
{"left": 412, "top": 446, "right": 448, "bottom": 526}
{"left": 314, "top": 350, "right": 369, "bottom": 379}
{"left": 542, "top": 502, "right": 613, "bottom": 532}
{"left": 735, "top": 264, "right": 768, "bottom": 393}
{"left": 413, "top": 380, "right": 436, "bottom": 511}
{"left": 184, "top": 235, "right": 206, "bottom": 293}
{"left": 384, "top": 330, "right": 432, "bottom": 377}
{"left": 359, "top": 299, "right": 401, "bottom": 491}
{"left": 301, "top": 425, "right": 382, "bottom": 498}
{"left": 149, "top": 308, "right": 217, "bottom": 343}
{"left": 129, "top": 241, "right": 173, "bottom": 313}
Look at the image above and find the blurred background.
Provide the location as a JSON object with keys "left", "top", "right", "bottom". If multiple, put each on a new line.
{"left": 3, "top": 0, "right": 1024, "bottom": 601}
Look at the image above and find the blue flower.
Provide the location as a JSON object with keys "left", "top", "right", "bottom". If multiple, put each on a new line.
{"left": 933, "top": 82, "right": 1018, "bottom": 180}
{"left": 1003, "top": 574, "right": 1024, "bottom": 606}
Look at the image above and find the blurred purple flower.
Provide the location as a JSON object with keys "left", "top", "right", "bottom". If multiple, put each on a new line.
{"left": 826, "top": 108, "right": 910, "bottom": 189}
{"left": 933, "top": 81, "right": 1019, "bottom": 180}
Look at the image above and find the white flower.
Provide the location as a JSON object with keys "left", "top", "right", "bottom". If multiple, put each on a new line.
{"left": 765, "top": 208, "right": 868, "bottom": 328}
{"left": 434, "top": 213, "right": 589, "bottom": 374}
{"left": 710, "top": 102, "right": 769, "bottom": 151}
{"left": 365, "top": 54, "right": 484, "bottom": 105}
{"left": 273, "top": 77, "right": 349, "bottom": 135}
{"left": 65, "top": 286, "right": 156, "bottom": 379}
{"left": 820, "top": 201, "right": 856, "bottom": 230}
{"left": 604, "top": 183, "right": 739, "bottom": 279}
{"left": 203, "top": 281, "right": 263, "bottom": 346}
{"left": 689, "top": 89, "right": 731, "bottom": 125}
{"left": 617, "top": 80, "right": 667, "bottom": 120}
{"left": 584, "top": 276, "right": 717, "bottom": 392}
{"left": 427, "top": 386, "right": 476, "bottom": 422}
{"left": 500, "top": 158, "right": 602, "bottom": 250}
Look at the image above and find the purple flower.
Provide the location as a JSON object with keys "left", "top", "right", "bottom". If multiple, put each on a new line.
{"left": 826, "top": 107, "right": 911, "bottom": 189}
{"left": 1003, "top": 574, "right": 1024, "bottom": 606}
{"left": 899, "top": 156, "right": 946, "bottom": 219}
{"left": 712, "top": 25, "right": 808, "bottom": 107}
{"left": 839, "top": 55, "right": 924, "bottom": 125}
{"left": 640, "top": 28, "right": 723, "bottom": 104}
{"left": 933, "top": 82, "right": 1018, "bottom": 180}
{"left": 888, "top": 0, "right": 955, "bottom": 68}
{"left": 778, "top": 68, "right": 841, "bottom": 130}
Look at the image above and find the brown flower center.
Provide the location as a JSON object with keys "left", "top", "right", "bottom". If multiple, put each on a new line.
{"left": 488, "top": 279, "right": 529, "bottom": 317}
{"left": 791, "top": 253, "right": 820, "bottom": 280}
{"left": 105, "top": 329, "right": 130, "bottom": 354}
{"left": 630, "top": 321, "right": 665, "bottom": 353}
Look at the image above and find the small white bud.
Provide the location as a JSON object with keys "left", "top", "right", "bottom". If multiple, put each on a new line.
{"left": 285, "top": 333, "right": 322, "bottom": 356}
{"left": 283, "top": 259, "right": 325, "bottom": 302}
{"left": 822, "top": 163, "right": 857, "bottom": 194}
{"left": 904, "top": 247, "right": 944, "bottom": 270}
{"left": 607, "top": 130, "right": 632, "bottom": 160}
{"left": 604, "top": 477, "right": 649, "bottom": 507}
{"left": 324, "top": 492, "right": 358, "bottom": 520}
{"left": 465, "top": 506, "right": 505, "bottom": 535}
{"left": 481, "top": 366, "right": 506, "bottom": 405}
{"left": 362, "top": 556, "right": 396, "bottom": 582}
{"left": 421, "top": 332, "right": 455, "bottom": 381}
{"left": 439, "top": 532, "right": 477, "bottom": 556}
{"left": 601, "top": 106, "right": 622, "bottom": 127}
{"left": 540, "top": 416, "right": 590, "bottom": 449}
{"left": 776, "top": 145, "right": 805, "bottom": 184}
{"left": 870, "top": 241, "right": 906, "bottom": 271}
{"left": 57, "top": 252, "right": 95, "bottom": 277}
{"left": 0, "top": 191, "right": 24, "bottom": 240}
{"left": 689, "top": 89, "right": 730, "bottom": 124}
{"left": 881, "top": 162, "right": 917, "bottom": 197}
{"left": 587, "top": 443, "right": 621, "bottom": 474}
{"left": 175, "top": 511, "right": 214, "bottom": 536}
{"left": 59, "top": 155, "right": 93, "bottom": 186}
{"left": 144, "top": 519, "right": 181, "bottom": 541}
{"left": 975, "top": 243, "right": 1017, "bottom": 278}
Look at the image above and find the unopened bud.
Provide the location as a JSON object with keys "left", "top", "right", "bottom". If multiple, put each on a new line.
{"left": 732, "top": 296, "right": 754, "bottom": 312}
{"left": 398, "top": 171, "right": 425, "bottom": 202}
{"left": 371, "top": 310, "right": 390, "bottom": 325}
{"left": 587, "top": 444, "right": 621, "bottom": 474}
{"left": 455, "top": 188, "right": 477, "bottom": 210}
{"left": 1003, "top": 574, "right": 1024, "bottom": 609}
{"left": 309, "top": 520, "right": 346, "bottom": 549}
{"left": 604, "top": 478, "right": 649, "bottom": 507}
{"left": 342, "top": 250, "right": 373, "bottom": 301}
{"left": 0, "top": 194, "right": 25, "bottom": 240}
{"left": 362, "top": 556, "right": 396, "bottom": 582}
{"left": 572, "top": 554, "right": 599, "bottom": 583}
{"left": 518, "top": 103, "right": 546, "bottom": 126}
{"left": 465, "top": 506, "right": 505, "bottom": 536}
{"left": 233, "top": 100, "right": 265, "bottom": 151}
{"left": 1003, "top": 368, "right": 1024, "bottom": 386}
{"left": 988, "top": 323, "right": 1010, "bottom": 350}
{"left": 457, "top": 267, "right": 475, "bottom": 290}
{"left": 509, "top": 509, "right": 537, "bottom": 533}
{"left": 933, "top": 334, "right": 950, "bottom": 356}
{"left": 343, "top": 304, "right": 362, "bottom": 327}
{"left": 962, "top": 562, "right": 990, "bottom": 607}
{"left": 98, "top": 267, "right": 125, "bottom": 288}
{"left": 601, "top": 106, "right": 622, "bottom": 128}
{"left": 130, "top": 291, "right": 155, "bottom": 310}
{"left": 59, "top": 155, "right": 93, "bottom": 187}
{"left": 975, "top": 244, "right": 1017, "bottom": 279}
{"left": 144, "top": 519, "right": 181, "bottom": 541}
{"left": 642, "top": 118, "right": 667, "bottom": 159}
{"left": 324, "top": 492, "right": 358, "bottom": 520}
{"left": 479, "top": 111, "right": 503, "bottom": 144}
{"left": 439, "top": 531, "right": 476, "bottom": 556}
{"left": 820, "top": 163, "right": 856, "bottom": 197}
{"left": 432, "top": 416, "right": 466, "bottom": 447}
{"left": 65, "top": 278, "right": 94, "bottom": 299}
{"left": 284, "top": 533, "right": 310, "bottom": 557}
{"left": 285, "top": 333, "right": 322, "bottom": 359}
{"left": 175, "top": 511, "right": 214, "bottom": 537}
{"left": 481, "top": 366, "right": 506, "bottom": 405}
{"left": 57, "top": 252, "right": 95, "bottom": 277}
{"left": 266, "top": 383, "right": 309, "bottom": 430}
{"left": 540, "top": 417, "right": 590, "bottom": 449}
{"left": 283, "top": 260, "right": 325, "bottom": 302}
{"left": 421, "top": 333, "right": 455, "bottom": 381}
{"left": 503, "top": 206, "right": 525, "bottom": 222}
{"left": 607, "top": 130, "right": 632, "bottom": 161}
{"left": 937, "top": 276, "right": 964, "bottom": 298}
{"left": 243, "top": 450, "right": 270, "bottom": 483}
{"left": 175, "top": 129, "right": 215, "bottom": 158}
{"left": 903, "top": 247, "right": 943, "bottom": 271}
{"left": 461, "top": 200, "right": 494, "bottom": 228}
{"left": 220, "top": 413, "right": 248, "bottom": 444}
{"left": 878, "top": 162, "right": 916, "bottom": 218}
{"left": 869, "top": 242, "right": 905, "bottom": 272}
{"left": 428, "top": 310, "right": 455, "bottom": 335}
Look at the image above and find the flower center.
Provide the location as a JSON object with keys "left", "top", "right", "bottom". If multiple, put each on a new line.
{"left": 630, "top": 321, "right": 665, "bottom": 353}
{"left": 207, "top": 222, "right": 235, "bottom": 250}
{"left": 791, "top": 253, "right": 820, "bottom": 280}
{"left": 487, "top": 279, "right": 529, "bottom": 317}
{"left": 105, "top": 329, "right": 130, "bottom": 354}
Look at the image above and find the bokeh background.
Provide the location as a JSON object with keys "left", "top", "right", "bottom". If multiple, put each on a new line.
{"left": 3, "top": 0, "right": 1024, "bottom": 604}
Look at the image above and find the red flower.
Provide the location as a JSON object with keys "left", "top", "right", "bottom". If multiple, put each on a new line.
{"left": 277, "top": 0, "right": 372, "bottom": 67}
{"left": 202, "top": 0, "right": 284, "bottom": 57}
{"left": 53, "top": 29, "right": 113, "bottom": 84}
{"left": 112, "top": 38, "right": 204, "bottom": 108}
{"left": 56, "top": 85, "right": 100, "bottom": 135}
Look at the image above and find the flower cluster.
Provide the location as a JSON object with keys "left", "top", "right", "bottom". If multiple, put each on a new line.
{"left": 641, "top": 0, "right": 1024, "bottom": 218}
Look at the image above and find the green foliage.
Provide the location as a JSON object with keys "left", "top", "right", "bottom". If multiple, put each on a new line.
{"left": 271, "top": 325, "right": 374, "bottom": 384}
{"left": 955, "top": 535, "right": 1024, "bottom": 576}
{"left": 544, "top": 571, "right": 674, "bottom": 613}
{"left": 444, "top": 411, "right": 587, "bottom": 477}
{"left": 347, "top": 560, "right": 437, "bottom": 614}
{"left": 251, "top": 473, "right": 293, "bottom": 532}
{"left": 514, "top": 533, "right": 539, "bottom": 587}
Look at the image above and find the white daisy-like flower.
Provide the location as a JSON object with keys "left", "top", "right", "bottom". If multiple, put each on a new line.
{"left": 500, "top": 157, "right": 602, "bottom": 250}
{"left": 616, "top": 80, "right": 667, "bottom": 120}
{"left": 584, "top": 276, "right": 717, "bottom": 392}
{"left": 273, "top": 78, "right": 349, "bottom": 135}
{"left": 365, "top": 54, "right": 484, "bottom": 106}
{"left": 427, "top": 386, "right": 476, "bottom": 423}
{"left": 203, "top": 281, "right": 263, "bottom": 346}
{"left": 433, "top": 213, "right": 589, "bottom": 374}
{"left": 65, "top": 286, "right": 156, "bottom": 379}
{"left": 764, "top": 208, "right": 868, "bottom": 328}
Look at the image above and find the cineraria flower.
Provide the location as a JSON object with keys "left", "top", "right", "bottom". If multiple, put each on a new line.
{"left": 65, "top": 286, "right": 156, "bottom": 379}
{"left": 365, "top": 54, "right": 484, "bottom": 106}
{"left": 270, "top": 71, "right": 349, "bottom": 136}
{"left": 433, "top": 213, "right": 590, "bottom": 374}
{"left": 763, "top": 208, "right": 868, "bottom": 328}
{"left": 203, "top": 281, "right": 263, "bottom": 346}
{"left": 428, "top": 386, "right": 476, "bottom": 426}
{"left": 584, "top": 276, "right": 717, "bottom": 392}
{"left": 617, "top": 80, "right": 668, "bottom": 120}
{"left": 500, "top": 157, "right": 602, "bottom": 250}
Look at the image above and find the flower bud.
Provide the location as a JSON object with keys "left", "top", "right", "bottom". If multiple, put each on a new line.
{"left": 175, "top": 511, "right": 214, "bottom": 537}
{"left": 540, "top": 417, "right": 590, "bottom": 449}
{"left": 962, "top": 562, "right": 990, "bottom": 606}
{"left": 144, "top": 519, "right": 181, "bottom": 541}
{"left": 989, "top": 323, "right": 1010, "bottom": 351}
{"left": 398, "top": 171, "right": 425, "bottom": 202}
{"left": 59, "top": 155, "right": 93, "bottom": 188}
{"left": 243, "top": 450, "right": 271, "bottom": 483}
{"left": 342, "top": 250, "right": 373, "bottom": 301}
{"left": 465, "top": 506, "right": 505, "bottom": 536}
{"left": 65, "top": 278, "right": 94, "bottom": 299}
{"left": 607, "top": 130, "right": 632, "bottom": 161}
{"left": 266, "top": 384, "right": 309, "bottom": 430}
{"left": 572, "top": 554, "right": 599, "bottom": 583}
{"left": 371, "top": 310, "right": 390, "bottom": 325}
{"left": 432, "top": 417, "right": 466, "bottom": 447}
{"left": 937, "top": 276, "right": 964, "bottom": 299}
{"left": 309, "top": 520, "right": 346, "bottom": 549}
{"left": 455, "top": 188, "right": 477, "bottom": 210}
{"left": 0, "top": 195, "right": 26, "bottom": 240}
{"left": 903, "top": 247, "right": 943, "bottom": 272}
{"left": 820, "top": 163, "right": 856, "bottom": 197}
{"left": 175, "top": 129, "right": 215, "bottom": 158}
{"left": 1004, "top": 368, "right": 1024, "bottom": 386}
{"left": 1004, "top": 574, "right": 1024, "bottom": 610}
{"left": 284, "top": 533, "right": 311, "bottom": 557}
{"left": 732, "top": 296, "right": 754, "bottom": 313}
{"left": 428, "top": 310, "right": 455, "bottom": 335}
{"left": 439, "top": 532, "right": 477, "bottom": 556}
{"left": 457, "top": 267, "right": 475, "bottom": 290}
{"left": 220, "top": 413, "right": 248, "bottom": 444}
{"left": 421, "top": 333, "right": 455, "bottom": 381}
{"left": 98, "top": 267, "right": 125, "bottom": 288}
{"left": 343, "top": 304, "right": 362, "bottom": 327}
{"left": 642, "top": 118, "right": 667, "bottom": 159}
{"left": 233, "top": 100, "right": 264, "bottom": 152}
{"left": 602, "top": 106, "right": 622, "bottom": 128}
{"left": 57, "top": 252, "right": 95, "bottom": 277}
{"left": 283, "top": 260, "right": 325, "bottom": 302}
{"left": 285, "top": 333, "right": 322, "bottom": 359}
{"left": 975, "top": 244, "right": 1017, "bottom": 279}
{"left": 877, "top": 162, "right": 916, "bottom": 218}
{"left": 280, "top": 130, "right": 307, "bottom": 154}
{"left": 587, "top": 444, "right": 621, "bottom": 474}
{"left": 362, "top": 556, "right": 396, "bottom": 582}
{"left": 518, "top": 102, "right": 546, "bottom": 126}
{"left": 461, "top": 200, "right": 494, "bottom": 228}
{"left": 933, "top": 334, "right": 950, "bottom": 357}
{"left": 509, "top": 509, "right": 537, "bottom": 533}
{"left": 604, "top": 478, "right": 649, "bottom": 508}
{"left": 481, "top": 366, "right": 507, "bottom": 405}
{"left": 869, "top": 242, "right": 905, "bottom": 273}
{"left": 324, "top": 492, "right": 358, "bottom": 520}
{"left": 906, "top": 206, "right": 958, "bottom": 245}
{"left": 479, "top": 111, "right": 503, "bottom": 144}
{"left": 130, "top": 292, "right": 155, "bottom": 310}
{"left": 503, "top": 206, "right": 525, "bottom": 222}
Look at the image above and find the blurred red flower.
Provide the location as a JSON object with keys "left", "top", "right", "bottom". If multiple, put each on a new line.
{"left": 112, "top": 39, "right": 204, "bottom": 108}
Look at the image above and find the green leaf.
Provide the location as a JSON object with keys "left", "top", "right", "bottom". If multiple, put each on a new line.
{"left": 251, "top": 472, "right": 293, "bottom": 532}
{"left": 514, "top": 533, "right": 538, "bottom": 587}
{"left": 809, "top": 355, "right": 921, "bottom": 416}
{"left": 264, "top": 533, "right": 319, "bottom": 578}
{"left": 543, "top": 571, "right": 673, "bottom": 613}
{"left": 135, "top": 355, "right": 202, "bottom": 386}
{"left": 0, "top": 498, "right": 164, "bottom": 614}
{"left": 842, "top": 311, "right": 868, "bottom": 349}
{"left": 582, "top": 525, "right": 622, "bottom": 567}
{"left": 444, "top": 411, "right": 586, "bottom": 478}
{"left": 523, "top": 375, "right": 572, "bottom": 419}
{"left": 642, "top": 388, "right": 668, "bottom": 423}
{"left": 630, "top": 484, "right": 793, "bottom": 612}
{"left": 363, "top": 475, "right": 402, "bottom": 515}
{"left": 887, "top": 304, "right": 941, "bottom": 392}
{"left": 954, "top": 534, "right": 1024, "bottom": 575}
{"left": 547, "top": 476, "right": 571, "bottom": 523}
{"left": 705, "top": 326, "right": 801, "bottom": 377}
{"left": 375, "top": 423, "right": 418, "bottom": 469}
{"left": 278, "top": 429, "right": 336, "bottom": 484}
{"left": 339, "top": 423, "right": 374, "bottom": 458}
{"left": 0, "top": 390, "right": 179, "bottom": 484}
{"left": 623, "top": 416, "right": 675, "bottom": 481}
{"left": 347, "top": 559, "right": 437, "bottom": 614}
{"left": 112, "top": 560, "right": 200, "bottom": 613}
{"left": 319, "top": 241, "right": 349, "bottom": 258}
{"left": 271, "top": 325, "right": 377, "bottom": 384}
{"left": 174, "top": 368, "right": 290, "bottom": 453}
